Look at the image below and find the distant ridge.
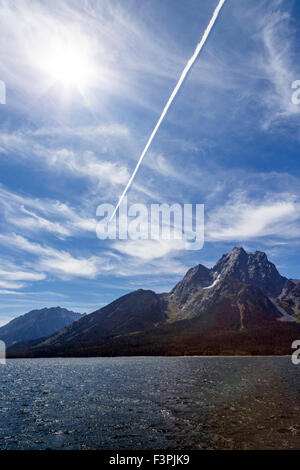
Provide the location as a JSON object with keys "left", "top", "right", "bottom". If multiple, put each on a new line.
{"left": 0, "top": 307, "right": 82, "bottom": 347}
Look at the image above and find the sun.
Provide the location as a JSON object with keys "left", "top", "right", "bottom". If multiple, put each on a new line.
{"left": 50, "top": 45, "right": 88, "bottom": 87}
{"left": 40, "top": 35, "right": 95, "bottom": 90}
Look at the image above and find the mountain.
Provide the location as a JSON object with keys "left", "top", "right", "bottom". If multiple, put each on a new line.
{"left": 7, "top": 247, "right": 300, "bottom": 357}
{"left": 0, "top": 307, "right": 82, "bottom": 347}
{"left": 166, "top": 247, "right": 291, "bottom": 324}
{"left": 40, "top": 290, "right": 167, "bottom": 347}
{"left": 169, "top": 274, "right": 282, "bottom": 326}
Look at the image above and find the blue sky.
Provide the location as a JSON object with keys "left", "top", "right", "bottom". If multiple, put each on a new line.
{"left": 0, "top": 0, "right": 300, "bottom": 325}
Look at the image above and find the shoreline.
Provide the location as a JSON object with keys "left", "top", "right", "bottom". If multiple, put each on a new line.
{"left": 4, "top": 354, "right": 292, "bottom": 360}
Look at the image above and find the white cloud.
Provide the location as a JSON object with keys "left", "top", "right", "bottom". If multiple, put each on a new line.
{"left": 0, "top": 129, "right": 134, "bottom": 194}
{"left": 207, "top": 192, "right": 299, "bottom": 242}
{"left": 113, "top": 254, "right": 188, "bottom": 278}
{"left": 0, "top": 267, "right": 45, "bottom": 282}
{"left": 0, "top": 185, "right": 97, "bottom": 238}
{"left": 31, "top": 123, "right": 130, "bottom": 139}
{"left": 0, "top": 231, "right": 188, "bottom": 283}
{"left": 144, "top": 152, "right": 201, "bottom": 188}
{"left": 259, "top": 7, "right": 300, "bottom": 127}
{"left": 19, "top": 206, "right": 70, "bottom": 237}
{"left": 0, "top": 260, "right": 46, "bottom": 293}
{"left": 39, "top": 255, "right": 99, "bottom": 279}
{"left": 113, "top": 239, "right": 186, "bottom": 260}
{"left": 47, "top": 148, "right": 130, "bottom": 187}
{"left": 0, "top": 289, "right": 21, "bottom": 295}
{"left": 0, "top": 280, "right": 25, "bottom": 289}
{"left": 0, "top": 233, "right": 103, "bottom": 279}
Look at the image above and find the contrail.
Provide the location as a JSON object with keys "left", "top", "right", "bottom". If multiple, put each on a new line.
{"left": 110, "top": 0, "right": 226, "bottom": 221}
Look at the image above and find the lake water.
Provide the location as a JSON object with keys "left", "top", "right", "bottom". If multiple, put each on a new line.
{"left": 0, "top": 357, "right": 299, "bottom": 450}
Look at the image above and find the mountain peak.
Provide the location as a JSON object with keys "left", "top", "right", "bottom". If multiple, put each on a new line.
{"left": 227, "top": 246, "right": 248, "bottom": 259}
{"left": 170, "top": 263, "right": 212, "bottom": 305}
{"left": 213, "top": 247, "right": 286, "bottom": 297}
{"left": 230, "top": 246, "right": 247, "bottom": 254}
{"left": 254, "top": 251, "right": 268, "bottom": 260}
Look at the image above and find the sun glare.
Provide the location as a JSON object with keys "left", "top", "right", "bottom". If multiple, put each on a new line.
{"left": 40, "top": 35, "right": 95, "bottom": 90}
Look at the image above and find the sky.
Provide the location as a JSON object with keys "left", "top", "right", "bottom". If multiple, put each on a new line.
{"left": 0, "top": 0, "right": 300, "bottom": 325}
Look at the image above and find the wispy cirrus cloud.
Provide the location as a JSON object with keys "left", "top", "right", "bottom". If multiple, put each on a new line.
{"left": 255, "top": 2, "right": 300, "bottom": 127}
{"left": 0, "top": 231, "right": 188, "bottom": 288}
{"left": 0, "top": 127, "right": 161, "bottom": 204}
{"left": 0, "top": 260, "right": 46, "bottom": 294}
{"left": 0, "top": 129, "right": 131, "bottom": 187}
{"left": 0, "top": 233, "right": 103, "bottom": 279}
{"left": 0, "top": 185, "right": 96, "bottom": 238}
{"left": 0, "top": 267, "right": 45, "bottom": 282}
{"left": 207, "top": 191, "right": 300, "bottom": 242}
{"left": 0, "top": 289, "right": 22, "bottom": 295}
{"left": 113, "top": 239, "right": 187, "bottom": 261}
{"left": 47, "top": 148, "right": 131, "bottom": 187}
{"left": 0, "top": 280, "right": 25, "bottom": 289}
{"left": 29, "top": 123, "right": 130, "bottom": 139}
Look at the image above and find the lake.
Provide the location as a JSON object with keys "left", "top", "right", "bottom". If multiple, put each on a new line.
{"left": 0, "top": 356, "right": 299, "bottom": 450}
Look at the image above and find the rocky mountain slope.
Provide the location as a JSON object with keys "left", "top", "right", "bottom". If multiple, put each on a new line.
{"left": 277, "top": 280, "right": 300, "bottom": 321}
{"left": 40, "top": 290, "right": 167, "bottom": 347}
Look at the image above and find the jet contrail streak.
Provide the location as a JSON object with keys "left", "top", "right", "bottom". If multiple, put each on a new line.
{"left": 110, "top": 0, "right": 226, "bottom": 221}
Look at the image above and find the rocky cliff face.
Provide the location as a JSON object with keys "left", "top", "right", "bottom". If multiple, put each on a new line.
{"left": 212, "top": 247, "right": 287, "bottom": 297}
{"left": 170, "top": 264, "right": 212, "bottom": 306}
{"left": 278, "top": 280, "right": 300, "bottom": 321}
